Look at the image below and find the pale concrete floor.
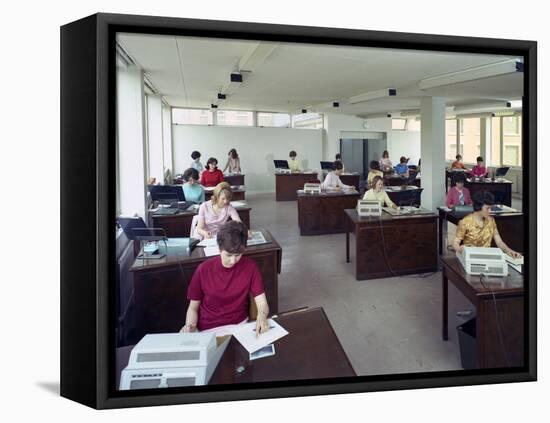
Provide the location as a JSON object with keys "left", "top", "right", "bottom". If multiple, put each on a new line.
{"left": 244, "top": 193, "right": 521, "bottom": 377}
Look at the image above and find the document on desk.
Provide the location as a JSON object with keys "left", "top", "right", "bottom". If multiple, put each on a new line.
{"left": 198, "top": 237, "right": 218, "bottom": 247}
{"left": 247, "top": 231, "right": 269, "bottom": 246}
{"left": 203, "top": 245, "right": 220, "bottom": 256}
{"left": 230, "top": 201, "right": 247, "bottom": 208}
{"left": 231, "top": 319, "right": 288, "bottom": 353}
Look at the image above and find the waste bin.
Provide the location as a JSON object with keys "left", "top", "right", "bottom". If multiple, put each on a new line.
{"left": 457, "top": 317, "right": 477, "bottom": 369}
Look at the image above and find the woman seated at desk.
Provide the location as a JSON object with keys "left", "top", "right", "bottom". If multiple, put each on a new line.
{"left": 321, "top": 161, "right": 353, "bottom": 191}
{"left": 288, "top": 150, "right": 301, "bottom": 172}
{"left": 181, "top": 221, "right": 270, "bottom": 334}
{"left": 394, "top": 156, "right": 410, "bottom": 176}
{"left": 200, "top": 157, "right": 225, "bottom": 187}
{"left": 223, "top": 148, "right": 242, "bottom": 174}
{"left": 193, "top": 182, "right": 244, "bottom": 240}
{"left": 379, "top": 150, "right": 393, "bottom": 172}
{"left": 471, "top": 156, "right": 488, "bottom": 178}
{"left": 452, "top": 191, "right": 521, "bottom": 258}
{"left": 445, "top": 173, "right": 472, "bottom": 208}
{"left": 182, "top": 168, "right": 205, "bottom": 204}
{"left": 367, "top": 160, "right": 383, "bottom": 189}
{"left": 363, "top": 176, "right": 398, "bottom": 209}
{"left": 451, "top": 154, "right": 469, "bottom": 171}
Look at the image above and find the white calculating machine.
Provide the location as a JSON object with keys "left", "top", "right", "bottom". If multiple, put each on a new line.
{"left": 119, "top": 332, "right": 230, "bottom": 390}
{"left": 303, "top": 183, "right": 321, "bottom": 194}
{"left": 456, "top": 246, "right": 508, "bottom": 277}
{"left": 356, "top": 200, "right": 382, "bottom": 217}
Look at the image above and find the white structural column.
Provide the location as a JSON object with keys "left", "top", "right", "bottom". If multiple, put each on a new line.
{"left": 420, "top": 97, "right": 446, "bottom": 210}
{"left": 162, "top": 105, "right": 173, "bottom": 178}
{"left": 116, "top": 65, "right": 147, "bottom": 218}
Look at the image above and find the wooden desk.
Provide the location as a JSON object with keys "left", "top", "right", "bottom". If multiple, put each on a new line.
{"left": 275, "top": 172, "right": 318, "bottom": 201}
{"left": 297, "top": 190, "right": 360, "bottom": 235}
{"left": 345, "top": 209, "right": 438, "bottom": 280}
{"left": 204, "top": 185, "right": 246, "bottom": 201}
{"left": 340, "top": 173, "right": 361, "bottom": 190}
{"left": 129, "top": 230, "right": 282, "bottom": 341}
{"left": 465, "top": 179, "right": 512, "bottom": 207}
{"left": 384, "top": 186, "right": 422, "bottom": 207}
{"left": 115, "top": 307, "right": 356, "bottom": 389}
{"left": 150, "top": 206, "right": 251, "bottom": 238}
{"left": 441, "top": 256, "right": 524, "bottom": 368}
{"left": 384, "top": 175, "right": 421, "bottom": 188}
{"left": 224, "top": 174, "right": 245, "bottom": 186}
{"left": 437, "top": 207, "right": 524, "bottom": 255}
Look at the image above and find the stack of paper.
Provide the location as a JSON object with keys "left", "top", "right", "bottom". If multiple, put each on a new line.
{"left": 247, "top": 231, "right": 269, "bottom": 246}
{"left": 230, "top": 319, "right": 288, "bottom": 354}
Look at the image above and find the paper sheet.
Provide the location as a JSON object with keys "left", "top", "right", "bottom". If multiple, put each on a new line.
{"left": 230, "top": 201, "right": 247, "bottom": 208}
{"left": 198, "top": 237, "right": 218, "bottom": 247}
{"left": 247, "top": 231, "right": 268, "bottom": 246}
{"left": 204, "top": 246, "right": 220, "bottom": 256}
{"left": 230, "top": 319, "right": 289, "bottom": 353}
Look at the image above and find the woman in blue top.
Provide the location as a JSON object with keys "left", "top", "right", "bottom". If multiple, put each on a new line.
{"left": 394, "top": 156, "right": 410, "bottom": 176}
{"left": 182, "top": 168, "right": 205, "bottom": 204}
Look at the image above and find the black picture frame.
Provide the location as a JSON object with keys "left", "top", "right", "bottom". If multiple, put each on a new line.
{"left": 60, "top": 12, "right": 537, "bottom": 409}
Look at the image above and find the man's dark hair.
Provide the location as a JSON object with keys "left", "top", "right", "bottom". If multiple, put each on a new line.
{"left": 473, "top": 190, "right": 495, "bottom": 212}
{"left": 183, "top": 167, "right": 199, "bottom": 182}
{"left": 333, "top": 161, "right": 343, "bottom": 171}
{"left": 335, "top": 153, "right": 342, "bottom": 160}
{"left": 476, "top": 156, "right": 484, "bottom": 163}
{"left": 370, "top": 160, "right": 380, "bottom": 171}
{"left": 289, "top": 150, "right": 297, "bottom": 158}
{"left": 399, "top": 156, "right": 407, "bottom": 164}
{"left": 452, "top": 172, "right": 466, "bottom": 185}
{"left": 217, "top": 221, "right": 248, "bottom": 253}
{"left": 456, "top": 154, "right": 462, "bottom": 160}
{"left": 191, "top": 151, "right": 201, "bottom": 160}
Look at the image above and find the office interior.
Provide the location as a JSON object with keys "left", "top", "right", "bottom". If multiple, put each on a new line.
{"left": 115, "top": 32, "right": 525, "bottom": 383}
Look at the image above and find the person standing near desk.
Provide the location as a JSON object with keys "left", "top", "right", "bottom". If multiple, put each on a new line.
{"left": 181, "top": 168, "right": 205, "bottom": 204}
{"left": 394, "top": 156, "right": 409, "bottom": 176}
{"left": 321, "top": 161, "right": 353, "bottom": 191}
{"left": 379, "top": 150, "right": 393, "bottom": 172}
{"left": 445, "top": 172, "right": 472, "bottom": 208}
{"left": 471, "top": 156, "right": 488, "bottom": 178}
{"left": 201, "top": 157, "right": 225, "bottom": 187}
{"left": 190, "top": 151, "right": 205, "bottom": 174}
{"left": 367, "top": 160, "right": 383, "bottom": 188}
{"left": 452, "top": 191, "right": 521, "bottom": 258}
{"left": 288, "top": 150, "right": 301, "bottom": 172}
{"left": 223, "top": 148, "right": 242, "bottom": 174}
{"left": 362, "top": 176, "right": 398, "bottom": 209}
{"left": 182, "top": 221, "right": 270, "bottom": 334}
{"left": 193, "top": 182, "right": 244, "bottom": 240}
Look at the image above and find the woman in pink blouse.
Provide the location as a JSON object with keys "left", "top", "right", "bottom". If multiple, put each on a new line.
{"left": 471, "top": 156, "right": 488, "bottom": 178}
{"left": 193, "top": 182, "right": 244, "bottom": 240}
{"left": 446, "top": 173, "right": 472, "bottom": 208}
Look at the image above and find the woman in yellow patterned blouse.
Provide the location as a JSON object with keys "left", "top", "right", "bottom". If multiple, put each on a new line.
{"left": 452, "top": 191, "right": 521, "bottom": 258}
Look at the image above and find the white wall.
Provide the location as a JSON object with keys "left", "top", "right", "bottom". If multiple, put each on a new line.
{"left": 172, "top": 125, "right": 323, "bottom": 194}
{"left": 146, "top": 95, "right": 164, "bottom": 184}
{"left": 162, "top": 105, "right": 173, "bottom": 178}
{"left": 116, "top": 65, "right": 147, "bottom": 218}
{"left": 390, "top": 129, "right": 421, "bottom": 165}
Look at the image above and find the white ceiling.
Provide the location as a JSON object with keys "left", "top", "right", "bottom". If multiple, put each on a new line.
{"left": 117, "top": 33, "right": 523, "bottom": 116}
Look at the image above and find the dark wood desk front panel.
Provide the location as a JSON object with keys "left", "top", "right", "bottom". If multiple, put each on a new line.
{"left": 130, "top": 230, "right": 282, "bottom": 341}
{"left": 465, "top": 180, "right": 512, "bottom": 207}
{"left": 297, "top": 191, "right": 360, "bottom": 235}
{"left": 115, "top": 307, "right": 356, "bottom": 389}
{"left": 275, "top": 172, "right": 318, "bottom": 201}
{"left": 384, "top": 176, "right": 421, "bottom": 187}
{"left": 150, "top": 207, "right": 251, "bottom": 238}
{"left": 441, "top": 256, "right": 524, "bottom": 368}
{"left": 205, "top": 185, "right": 246, "bottom": 202}
{"left": 224, "top": 174, "right": 245, "bottom": 186}
{"left": 438, "top": 208, "right": 524, "bottom": 255}
{"left": 340, "top": 174, "right": 361, "bottom": 190}
{"left": 345, "top": 209, "right": 438, "bottom": 280}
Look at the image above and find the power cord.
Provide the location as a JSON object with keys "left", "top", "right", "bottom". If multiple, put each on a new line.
{"left": 479, "top": 272, "right": 511, "bottom": 367}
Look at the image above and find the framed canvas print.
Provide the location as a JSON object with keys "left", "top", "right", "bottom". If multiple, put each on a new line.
{"left": 60, "top": 12, "right": 537, "bottom": 409}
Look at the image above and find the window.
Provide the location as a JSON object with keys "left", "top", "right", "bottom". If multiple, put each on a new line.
{"left": 406, "top": 119, "right": 421, "bottom": 131}
{"left": 391, "top": 119, "right": 407, "bottom": 130}
{"left": 172, "top": 108, "right": 213, "bottom": 125}
{"left": 257, "top": 112, "right": 291, "bottom": 128}
{"left": 291, "top": 113, "right": 323, "bottom": 129}
{"left": 445, "top": 119, "right": 458, "bottom": 161}
{"left": 459, "top": 118, "right": 481, "bottom": 163}
{"left": 216, "top": 110, "right": 254, "bottom": 126}
{"left": 491, "top": 117, "right": 501, "bottom": 166}
{"left": 503, "top": 116, "right": 522, "bottom": 166}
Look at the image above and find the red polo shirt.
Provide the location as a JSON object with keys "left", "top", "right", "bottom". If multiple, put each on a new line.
{"left": 200, "top": 169, "right": 224, "bottom": 187}
{"left": 187, "top": 256, "right": 265, "bottom": 331}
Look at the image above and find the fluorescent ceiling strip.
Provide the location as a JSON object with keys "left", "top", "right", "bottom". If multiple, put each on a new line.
{"left": 348, "top": 88, "right": 397, "bottom": 104}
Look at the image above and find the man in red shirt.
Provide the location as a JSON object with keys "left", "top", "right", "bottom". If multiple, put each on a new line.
{"left": 200, "top": 157, "right": 225, "bottom": 187}
{"left": 181, "top": 221, "right": 270, "bottom": 335}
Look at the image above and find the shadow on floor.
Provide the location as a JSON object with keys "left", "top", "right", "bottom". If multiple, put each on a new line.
{"left": 36, "top": 381, "right": 60, "bottom": 396}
